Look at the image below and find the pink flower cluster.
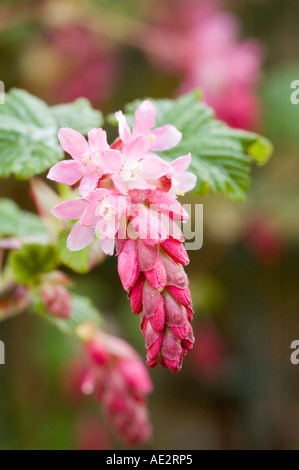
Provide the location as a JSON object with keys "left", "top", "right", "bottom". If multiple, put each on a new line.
{"left": 77, "top": 324, "right": 153, "bottom": 446}
{"left": 149, "top": 0, "right": 263, "bottom": 129}
{"left": 49, "top": 100, "right": 196, "bottom": 372}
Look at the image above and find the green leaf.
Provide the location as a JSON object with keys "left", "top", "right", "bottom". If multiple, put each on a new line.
{"left": 57, "top": 230, "right": 90, "bottom": 274}
{"left": 44, "top": 294, "right": 102, "bottom": 336}
{"left": 0, "top": 89, "right": 103, "bottom": 179}
{"left": 8, "top": 244, "right": 58, "bottom": 284}
{"left": 51, "top": 98, "right": 103, "bottom": 135}
{"left": 0, "top": 198, "right": 48, "bottom": 243}
{"left": 111, "top": 91, "right": 273, "bottom": 201}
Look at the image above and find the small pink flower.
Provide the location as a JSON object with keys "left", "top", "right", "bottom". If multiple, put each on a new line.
{"left": 51, "top": 190, "right": 129, "bottom": 255}
{"left": 166, "top": 153, "right": 197, "bottom": 196}
{"left": 112, "top": 135, "right": 171, "bottom": 195}
{"left": 48, "top": 128, "right": 122, "bottom": 197}
{"left": 116, "top": 100, "right": 182, "bottom": 151}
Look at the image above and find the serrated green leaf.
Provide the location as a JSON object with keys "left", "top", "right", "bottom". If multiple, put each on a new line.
{"left": 114, "top": 91, "right": 273, "bottom": 201}
{"left": 51, "top": 98, "right": 103, "bottom": 135}
{"left": 8, "top": 244, "right": 58, "bottom": 284}
{"left": 0, "top": 89, "right": 62, "bottom": 178}
{"left": 57, "top": 230, "right": 90, "bottom": 274}
{"left": 0, "top": 198, "right": 48, "bottom": 243}
{"left": 0, "top": 89, "right": 103, "bottom": 179}
{"left": 45, "top": 294, "right": 102, "bottom": 335}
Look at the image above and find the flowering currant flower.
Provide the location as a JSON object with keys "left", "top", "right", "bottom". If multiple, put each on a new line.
{"left": 166, "top": 153, "right": 197, "bottom": 197}
{"left": 51, "top": 189, "right": 128, "bottom": 255}
{"left": 48, "top": 128, "right": 122, "bottom": 197}
{"left": 111, "top": 135, "right": 170, "bottom": 195}
{"left": 77, "top": 324, "right": 153, "bottom": 446}
{"left": 48, "top": 99, "right": 197, "bottom": 372}
{"left": 116, "top": 100, "right": 182, "bottom": 151}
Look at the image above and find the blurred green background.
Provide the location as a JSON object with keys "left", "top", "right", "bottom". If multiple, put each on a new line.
{"left": 0, "top": 0, "right": 299, "bottom": 450}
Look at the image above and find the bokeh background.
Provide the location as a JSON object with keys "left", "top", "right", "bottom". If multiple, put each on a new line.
{"left": 0, "top": 0, "right": 299, "bottom": 450}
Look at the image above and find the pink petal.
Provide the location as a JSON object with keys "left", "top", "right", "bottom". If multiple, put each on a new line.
{"left": 47, "top": 160, "right": 82, "bottom": 185}
{"left": 122, "top": 135, "right": 150, "bottom": 161}
{"left": 147, "top": 189, "right": 189, "bottom": 221}
{"left": 152, "top": 125, "right": 182, "bottom": 151}
{"left": 86, "top": 340, "right": 109, "bottom": 366}
{"left": 87, "top": 128, "right": 109, "bottom": 153}
{"left": 101, "top": 149, "right": 122, "bottom": 174}
{"left": 118, "top": 358, "right": 153, "bottom": 395}
{"left": 141, "top": 318, "right": 162, "bottom": 350}
{"left": 161, "top": 329, "right": 182, "bottom": 361}
{"left": 171, "top": 153, "right": 192, "bottom": 173}
{"left": 130, "top": 205, "right": 168, "bottom": 244}
{"left": 67, "top": 222, "right": 95, "bottom": 251}
{"left": 149, "top": 297, "right": 165, "bottom": 332}
{"left": 97, "top": 218, "right": 118, "bottom": 239}
{"left": 129, "top": 274, "right": 145, "bottom": 315}
{"left": 88, "top": 188, "right": 110, "bottom": 202}
{"left": 164, "top": 291, "right": 188, "bottom": 328}
{"left": 100, "top": 238, "right": 115, "bottom": 256}
{"left": 118, "top": 239, "right": 139, "bottom": 291}
{"left": 133, "top": 100, "right": 157, "bottom": 135}
{"left": 176, "top": 172, "right": 197, "bottom": 193}
{"left": 58, "top": 128, "right": 90, "bottom": 161}
{"left": 168, "top": 286, "right": 192, "bottom": 308}
{"left": 162, "top": 239, "right": 189, "bottom": 265}
{"left": 161, "top": 254, "right": 189, "bottom": 289}
{"left": 143, "top": 283, "right": 161, "bottom": 318}
{"left": 144, "top": 256, "right": 167, "bottom": 291}
{"left": 141, "top": 155, "right": 170, "bottom": 180}
{"left": 147, "top": 333, "right": 163, "bottom": 361}
{"left": 79, "top": 203, "right": 99, "bottom": 226}
{"left": 112, "top": 174, "right": 128, "bottom": 195}
{"left": 138, "top": 241, "right": 158, "bottom": 272}
{"left": 127, "top": 177, "right": 155, "bottom": 191}
{"left": 110, "top": 194, "right": 129, "bottom": 219}
{"left": 79, "top": 173, "right": 100, "bottom": 197}
{"left": 51, "top": 199, "right": 88, "bottom": 221}
{"left": 115, "top": 111, "right": 132, "bottom": 143}
{"left": 159, "top": 212, "right": 185, "bottom": 242}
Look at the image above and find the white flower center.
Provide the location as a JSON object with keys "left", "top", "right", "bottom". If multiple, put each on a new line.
{"left": 172, "top": 177, "right": 185, "bottom": 197}
{"left": 96, "top": 200, "right": 116, "bottom": 220}
{"left": 82, "top": 153, "right": 101, "bottom": 174}
{"left": 120, "top": 160, "right": 143, "bottom": 182}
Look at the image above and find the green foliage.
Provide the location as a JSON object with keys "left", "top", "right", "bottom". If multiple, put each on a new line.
{"left": 51, "top": 98, "right": 103, "bottom": 135}
{"left": 110, "top": 91, "right": 273, "bottom": 200}
{"left": 9, "top": 244, "right": 58, "bottom": 284}
{"left": 57, "top": 230, "right": 90, "bottom": 274}
{"left": 0, "top": 198, "right": 48, "bottom": 243}
{"left": 0, "top": 89, "right": 103, "bottom": 179}
{"left": 45, "top": 294, "right": 102, "bottom": 335}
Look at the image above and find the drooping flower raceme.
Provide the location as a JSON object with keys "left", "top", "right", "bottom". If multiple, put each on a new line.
{"left": 77, "top": 323, "right": 153, "bottom": 446}
{"left": 49, "top": 100, "right": 197, "bottom": 372}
